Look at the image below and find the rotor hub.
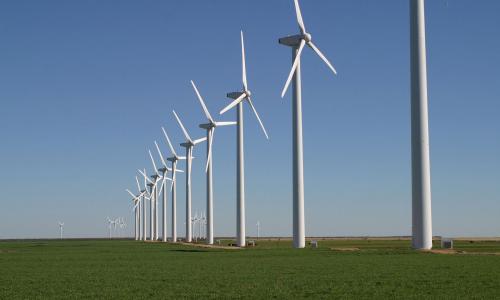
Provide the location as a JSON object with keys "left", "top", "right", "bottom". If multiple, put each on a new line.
{"left": 304, "top": 33, "right": 312, "bottom": 42}
{"left": 245, "top": 90, "right": 251, "bottom": 97}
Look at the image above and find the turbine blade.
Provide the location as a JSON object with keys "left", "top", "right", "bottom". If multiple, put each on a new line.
{"left": 220, "top": 93, "right": 246, "bottom": 115}
{"left": 154, "top": 141, "right": 168, "bottom": 167}
{"left": 138, "top": 169, "right": 154, "bottom": 184}
{"left": 241, "top": 30, "right": 248, "bottom": 91}
{"left": 308, "top": 41, "right": 337, "bottom": 75}
{"left": 294, "top": 0, "right": 306, "bottom": 34}
{"left": 126, "top": 189, "right": 136, "bottom": 199}
{"left": 247, "top": 96, "right": 269, "bottom": 139}
{"left": 281, "top": 39, "right": 306, "bottom": 98}
{"left": 148, "top": 149, "right": 159, "bottom": 174}
{"left": 133, "top": 200, "right": 140, "bottom": 211}
{"left": 173, "top": 110, "right": 192, "bottom": 142}
{"left": 193, "top": 137, "right": 207, "bottom": 145}
{"left": 205, "top": 128, "right": 215, "bottom": 172}
{"left": 158, "top": 177, "right": 165, "bottom": 196}
{"left": 215, "top": 121, "right": 237, "bottom": 126}
{"left": 161, "top": 127, "right": 177, "bottom": 156}
{"left": 191, "top": 80, "right": 214, "bottom": 123}
{"left": 135, "top": 176, "right": 141, "bottom": 193}
{"left": 170, "top": 165, "right": 176, "bottom": 192}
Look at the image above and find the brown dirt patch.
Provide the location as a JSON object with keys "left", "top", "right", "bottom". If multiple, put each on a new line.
{"left": 178, "top": 242, "right": 242, "bottom": 250}
{"left": 0, "top": 249, "right": 16, "bottom": 253}
{"left": 427, "top": 249, "right": 458, "bottom": 255}
{"left": 330, "top": 247, "right": 360, "bottom": 252}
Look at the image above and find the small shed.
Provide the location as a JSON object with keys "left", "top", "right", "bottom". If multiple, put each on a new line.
{"left": 441, "top": 238, "right": 453, "bottom": 249}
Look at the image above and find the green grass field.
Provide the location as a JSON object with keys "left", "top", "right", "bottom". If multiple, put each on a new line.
{"left": 1, "top": 239, "right": 499, "bottom": 299}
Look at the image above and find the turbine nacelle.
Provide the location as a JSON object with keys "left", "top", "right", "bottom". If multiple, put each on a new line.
{"left": 227, "top": 91, "right": 245, "bottom": 100}
{"left": 278, "top": 34, "right": 311, "bottom": 47}
{"left": 198, "top": 122, "right": 215, "bottom": 130}
{"left": 279, "top": 34, "right": 304, "bottom": 47}
{"left": 167, "top": 155, "right": 185, "bottom": 163}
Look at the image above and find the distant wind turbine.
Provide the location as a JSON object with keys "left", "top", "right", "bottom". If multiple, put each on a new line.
{"left": 191, "top": 80, "right": 236, "bottom": 245}
{"left": 173, "top": 110, "right": 207, "bottom": 243}
{"left": 126, "top": 188, "right": 145, "bottom": 240}
{"left": 162, "top": 128, "right": 186, "bottom": 243}
{"left": 154, "top": 141, "right": 174, "bottom": 242}
{"left": 58, "top": 222, "right": 64, "bottom": 240}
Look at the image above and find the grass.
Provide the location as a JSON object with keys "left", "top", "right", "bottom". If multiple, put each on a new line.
{"left": 1, "top": 239, "right": 499, "bottom": 299}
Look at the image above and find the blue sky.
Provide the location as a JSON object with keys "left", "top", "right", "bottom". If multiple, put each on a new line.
{"left": 0, "top": 0, "right": 498, "bottom": 239}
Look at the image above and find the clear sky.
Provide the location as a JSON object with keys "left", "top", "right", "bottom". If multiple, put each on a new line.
{"left": 0, "top": 1, "right": 499, "bottom": 239}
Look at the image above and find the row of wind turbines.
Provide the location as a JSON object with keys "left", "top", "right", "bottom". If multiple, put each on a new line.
{"left": 125, "top": 0, "right": 433, "bottom": 249}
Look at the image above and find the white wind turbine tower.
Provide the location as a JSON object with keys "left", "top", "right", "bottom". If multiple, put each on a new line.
{"left": 134, "top": 175, "right": 146, "bottom": 241}
{"left": 410, "top": 0, "right": 432, "bottom": 250}
{"left": 118, "top": 217, "right": 126, "bottom": 237}
{"left": 161, "top": 128, "right": 186, "bottom": 243}
{"left": 279, "top": 0, "right": 337, "bottom": 248}
{"left": 139, "top": 170, "right": 149, "bottom": 241}
{"left": 198, "top": 211, "right": 203, "bottom": 240}
{"left": 154, "top": 141, "right": 174, "bottom": 242}
{"left": 173, "top": 110, "right": 207, "bottom": 243}
{"left": 192, "top": 211, "right": 199, "bottom": 242}
{"left": 148, "top": 149, "right": 165, "bottom": 241}
{"left": 220, "top": 30, "right": 269, "bottom": 247}
{"left": 58, "top": 222, "right": 64, "bottom": 240}
{"left": 107, "top": 217, "right": 115, "bottom": 239}
{"left": 191, "top": 80, "right": 236, "bottom": 245}
{"left": 113, "top": 218, "right": 119, "bottom": 237}
{"left": 256, "top": 221, "right": 260, "bottom": 240}
{"left": 139, "top": 169, "right": 159, "bottom": 241}
{"left": 126, "top": 188, "right": 144, "bottom": 240}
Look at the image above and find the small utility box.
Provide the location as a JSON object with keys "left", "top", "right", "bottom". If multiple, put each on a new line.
{"left": 310, "top": 240, "right": 318, "bottom": 248}
{"left": 247, "top": 240, "right": 256, "bottom": 247}
{"left": 441, "top": 238, "right": 453, "bottom": 249}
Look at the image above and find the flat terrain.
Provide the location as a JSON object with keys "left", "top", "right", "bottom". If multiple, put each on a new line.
{"left": 1, "top": 239, "right": 499, "bottom": 299}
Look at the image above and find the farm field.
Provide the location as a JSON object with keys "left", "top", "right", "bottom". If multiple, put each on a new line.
{"left": 1, "top": 239, "right": 499, "bottom": 299}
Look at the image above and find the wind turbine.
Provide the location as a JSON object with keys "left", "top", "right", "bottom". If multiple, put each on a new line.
{"left": 410, "top": 0, "right": 432, "bottom": 250}
{"left": 148, "top": 149, "right": 164, "bottom": 241}
{"left": 138, "top": 170, "right": 149, "bottom": 241}
{"left": 107, "top": 217, "right": 115, "bottom": 239}
{"left": 191, "top": 80, "right": 236, "bottom": 245}
{"left": 134, "top": 175, "right": 146, "bottom": 241}
{"left": 192, "top": 211, "right": 199, "bottom": 242}
{"left": 256, "top": 221, "right": 260, "bottom": 240}
{"left": 279, "top": 0, "right": 337, "bottom": 248}
{"left": 118, "top": 217, "right": 126, "bottom": 238}
{"left": 58, "top": 222, "right": 64, "bottom": 240}
{"left": 198, "top": 212, "right": 205, "bottom": 240}
{"left": 161, "top": 128, "right": 185, "bottom": 243}
{"left": 173, "top": 110, "right": 207, "bottom": 243}
{"left": 126, "top": 188, "right": 144, "bottom": 240}
{"left": 154, "top": 141, "right": 174, "bottom": 242}
{"left": 139, "top": 169, "right": 160, "bottom": 241}
{"left": 220, "top": 30, "right": 269, "bottom": 247}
